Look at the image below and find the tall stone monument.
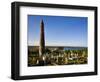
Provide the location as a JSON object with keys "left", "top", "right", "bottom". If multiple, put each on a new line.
{"left": 39, "top": 20, "right": 45, "bottom": 57}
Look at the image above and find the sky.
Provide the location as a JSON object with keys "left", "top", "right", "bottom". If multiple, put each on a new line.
{"left": 28, "top": 15, "right": 88, "bottom": 47}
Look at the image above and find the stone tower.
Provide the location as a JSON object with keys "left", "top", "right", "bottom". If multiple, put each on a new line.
{"left": 39, "top": 20, "right": 45, "bottom": 57}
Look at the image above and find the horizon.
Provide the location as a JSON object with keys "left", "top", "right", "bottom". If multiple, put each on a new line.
{"left": 28, "top": 45, "right": 87, "bottom": 48}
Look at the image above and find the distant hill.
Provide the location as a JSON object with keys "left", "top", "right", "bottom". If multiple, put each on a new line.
{"left": 28, "top": 46, "right": 87, "bottom": 51}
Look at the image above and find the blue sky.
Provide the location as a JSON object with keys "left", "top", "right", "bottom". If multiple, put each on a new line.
{"left": 28, "top": 15, "right": 88, "bottom": 47}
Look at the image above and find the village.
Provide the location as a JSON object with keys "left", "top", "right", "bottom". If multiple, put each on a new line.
{"left": 28, "top": 20, "right": 87, "bottom": 66}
